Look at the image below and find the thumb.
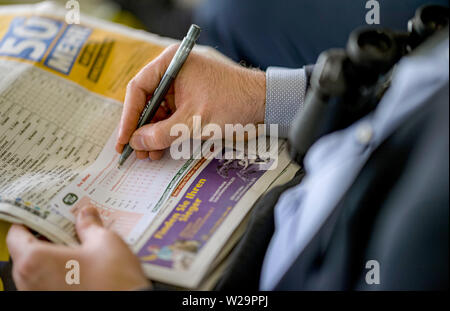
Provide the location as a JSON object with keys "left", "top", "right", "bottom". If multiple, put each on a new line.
{"left": 129, "top": 109, "right": 188, "bottom": 151}
{"left": 76, "top": 206, "right": 104, "bottom": 243}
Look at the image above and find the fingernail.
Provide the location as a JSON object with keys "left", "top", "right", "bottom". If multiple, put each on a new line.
{"left": 130, "top": 135, "right": 148, "bottom": 150}
{"left": 80, "top": 207, "right": 97, "bottom": 219}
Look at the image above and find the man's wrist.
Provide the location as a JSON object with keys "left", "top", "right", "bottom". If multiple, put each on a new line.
{"left": 249, "top": 69, "right": 267, "bottom": 124}
{"left": 236, "top": 67, "right": 266, "bottom": 125}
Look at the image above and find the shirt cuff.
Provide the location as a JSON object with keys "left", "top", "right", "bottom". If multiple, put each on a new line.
{"left": 265, "top": 67, "right": 307, "bottom": 138}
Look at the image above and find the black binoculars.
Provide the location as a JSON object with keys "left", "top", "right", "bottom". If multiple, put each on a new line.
{"left": 288, "top": 4, "right": 449, "bottom": 165}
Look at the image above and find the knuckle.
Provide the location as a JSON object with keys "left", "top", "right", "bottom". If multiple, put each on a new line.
{"left": 167, "top": 43, "right": 179, "bottom": 53}
{"left": 15, "top": 247, "right": 42, "bottom": 279}
{"left": 95, "top": 227, "right": 113, "bottom": 241}
{"left": 90, "top": 223, "right": 107, "bottom": 235}
{"left": 101, "top": 227, "right": 114, "bottom": 238}
{"left": 92, "top": 229, "right": 119, "bottom": 247}
{"left": 107, "top": 230, "right": 122, "bottom": 243}
{"left": 5, "top": 230, "right": 15, "bottom": 247}
{"left": 126, "top": 79, "right": 137, "bottom": 92}
{"left": 149, "top": 127, "right": 169, "bottom": 149}
{"left": 76, "top": 218, "right": 91, "bottom": 232}
{"left": 145, "top": 130, "right": 159, "bottom": 149}
{"left": 196, "top": 103, "right": 209, "bottom": 117}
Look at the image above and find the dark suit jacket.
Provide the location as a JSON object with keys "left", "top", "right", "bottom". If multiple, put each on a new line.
{"left": 217, "top": 34, "right": 449, "bottom": 291}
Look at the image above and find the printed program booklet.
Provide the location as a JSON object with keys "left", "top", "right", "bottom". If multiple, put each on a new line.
{"left": 0, "top": 2, "right": 299, "bottom": 289}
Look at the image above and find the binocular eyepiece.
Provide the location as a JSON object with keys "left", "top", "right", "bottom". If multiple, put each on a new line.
{"left": 409, "top": 5, "right": 450, "bottom": 48}
{"left": 348, "top": 5, "right": 449, "bottom": 72}
{"left": 288, "top": 4, "right": 449, "bottom": 166}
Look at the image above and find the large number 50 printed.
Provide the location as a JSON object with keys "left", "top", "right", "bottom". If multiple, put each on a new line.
{"left": 0, "top": 16, "right": 91, "bottom": 74}
{"left": 0, "top": 16, "right": 63, "bottom": 62}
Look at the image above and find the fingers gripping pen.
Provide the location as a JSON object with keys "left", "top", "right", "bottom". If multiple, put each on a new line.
{"left": 118, "top": 24, "right": 201, "bottom": 167}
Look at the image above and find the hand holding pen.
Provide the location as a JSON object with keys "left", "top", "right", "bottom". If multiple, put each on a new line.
{"left": 115, "top": 27, "right": 267, "bottom": 163}
{"left": 117, "top": 25, "right": 201, "bottom": 167}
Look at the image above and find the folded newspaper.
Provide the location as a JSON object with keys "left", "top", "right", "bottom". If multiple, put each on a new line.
{"left": 0, "top": 2, "right": 298, "bottom": 289}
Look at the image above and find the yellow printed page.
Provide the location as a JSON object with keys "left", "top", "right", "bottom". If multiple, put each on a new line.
{"left": 0, "top": 221, "right": 9, "bottom": 263}
{"left": 0, "top": 220, "right": 10, "bottom": 291}
{"left": 0, "top": 14, "right": 165, "bottom": 102}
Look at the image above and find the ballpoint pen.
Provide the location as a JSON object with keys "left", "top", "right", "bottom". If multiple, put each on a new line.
{"left": 118, "top": 24, "right": 201, "bottom": 168}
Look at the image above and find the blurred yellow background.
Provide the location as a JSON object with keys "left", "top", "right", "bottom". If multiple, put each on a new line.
{"left": 0, "top": 220, "right": 11, "bottom": 291}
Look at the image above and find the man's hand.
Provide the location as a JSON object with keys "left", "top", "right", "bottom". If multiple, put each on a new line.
{"left": 6, "top": 207, "right": 150, "bottom": 290}
{"left": 116, "top": 45, "right": 266, "bottom": 160}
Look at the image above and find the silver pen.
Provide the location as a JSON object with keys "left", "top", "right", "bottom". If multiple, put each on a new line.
{"left": 118, "top": 24, "right": 201, "bottom": 167}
